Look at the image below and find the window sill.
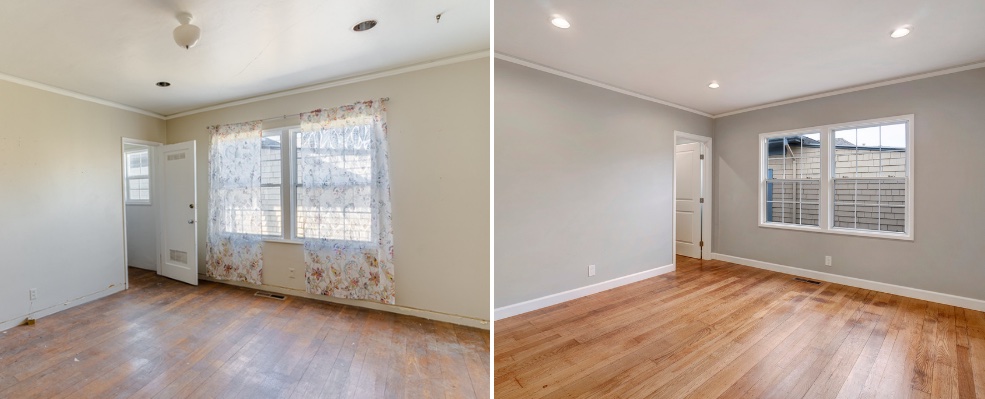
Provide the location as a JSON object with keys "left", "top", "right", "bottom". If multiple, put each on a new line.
{"left": 125, "top": 202, "right": 152, "bottom": 206}
{"left": 262, "top": 237, "right": 303, "bottom": 245}
{"left": 759, "top": 222, "right": 913, "bottom": 241}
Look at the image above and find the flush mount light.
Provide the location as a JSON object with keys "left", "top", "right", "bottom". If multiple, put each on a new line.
{"left": 551, "top": 16, "right": 570, "bottom": 29}
{"left": 353, "top": 20, "right": 378, "bottom": 32}
{"left": 890, "top": 26, "right": 911, "bottom": 38}
{"left": 173, "top": 12, "right": 201, "bottom": 49}
{"left": 156, "top": 81, "right": 171, "bottom": 87}
{"left": 708, "top": 81, "right": 720, "bottom": 89}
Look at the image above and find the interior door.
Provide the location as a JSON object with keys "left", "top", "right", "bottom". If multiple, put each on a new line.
{"left": 159, "top": 141, "right": 198, "bottom": 285}
{"left": 675, "top": 142, "right": 703, "bottom": 259}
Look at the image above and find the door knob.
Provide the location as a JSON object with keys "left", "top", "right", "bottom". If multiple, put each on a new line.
{"left": 188, "top": 219, "right": 195, "bottom": 224}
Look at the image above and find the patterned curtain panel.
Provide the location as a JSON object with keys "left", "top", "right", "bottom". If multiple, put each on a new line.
{"left": 206, "top": 121, "right": 264, "bottom": 285}
{"left": 298, "top": 99, "right": 394, "bottom": 304}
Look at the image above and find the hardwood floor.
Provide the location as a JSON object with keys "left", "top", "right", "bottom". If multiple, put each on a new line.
{"left": 0, "top": 267, "right": 489, "bottom": 399}
{"left": 495, "top": 256, "right": 985, "bottom": 398}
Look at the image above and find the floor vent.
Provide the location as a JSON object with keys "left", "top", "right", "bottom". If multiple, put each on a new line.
{"left": 254, "top": 291, "right": 286, "bottom": 300}
{"left": 794, "top": 277, "right": 822, "bottom": 285}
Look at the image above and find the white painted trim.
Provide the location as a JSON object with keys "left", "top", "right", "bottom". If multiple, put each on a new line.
{"left": 121, "top": 138, "right": 164, "bottom": 288}
{"left": 0, "top": 72, "right": 165, "bottom": 119}
{"left": 493, "top": 263, "right": 676, "bottom": 320}
{"left": 714, "top": 61, "right": 985, "bottom": 118}
{"left": 711, "top": 253, "right": 985, "bottom": 312}
{"left": 166, "top": 50, "right": 491, "bottom": 119}
{"left": 200, "top": 276, "right": 490, "bottom": 330}
{"left": 0, "top": 285, "right": 125, "bottom": 333}
{"left": 494, "top": 52, "right": 713, "bottom": 118}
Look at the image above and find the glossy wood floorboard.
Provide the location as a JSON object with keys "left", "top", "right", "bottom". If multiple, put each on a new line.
{"left": 0, "top": 267, "right": 489, "bottom": 399}
{"left": 495, "top": 256, "right": 985, "bottom": 398}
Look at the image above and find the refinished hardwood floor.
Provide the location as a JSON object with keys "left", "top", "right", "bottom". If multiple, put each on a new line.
{"left": 495, "top": 256, "right": 985, "bottom": 398}
{"left": 0, "top": 267, "right": 489, "bottom": 398}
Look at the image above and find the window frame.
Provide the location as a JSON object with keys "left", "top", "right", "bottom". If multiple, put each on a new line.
{"left": 124, "top": 148, "right": 152, "bottom": 205}
{"left": 758, "top": 114, "right": 914, "bottom": 241}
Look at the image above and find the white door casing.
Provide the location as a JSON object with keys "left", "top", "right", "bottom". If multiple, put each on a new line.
{"left": 159, "top": 141, "right": 198, "bottom": 285}
{"left": 675, "top": 142, "right": 702, "bottom": 259}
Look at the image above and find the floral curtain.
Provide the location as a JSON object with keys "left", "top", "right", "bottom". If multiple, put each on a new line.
{"left": 298, "top": 99, "right": 394, "bottom": 304}
{"left": 206, "top": 121, "right": 264, "bottom": 285}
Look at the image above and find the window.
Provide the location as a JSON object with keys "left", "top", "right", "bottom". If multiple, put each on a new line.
{"left": 260, "top": 126, "right": 375, "bottom": 243}
{"left": 759, "top": 115, "right": 913, "bottom": 240}
{"left": 125, "top": 148, "right": 151, "bottom": 204}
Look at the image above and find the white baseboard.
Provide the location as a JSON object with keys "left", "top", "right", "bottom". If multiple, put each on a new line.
{"left": 200, "top": 275, "right": 489, "bottom": 330}
{"left": 0, "top": 284, "right": 126, "bottom": 333}
{"left": 711, "top": 253, "right": 985, "bottom": 312}
{"left": 494, "top": 263, "right": 676, "bottom": 320}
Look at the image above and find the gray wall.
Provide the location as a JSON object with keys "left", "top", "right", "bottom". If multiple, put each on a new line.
{"left": 495, "top": 60, "right": 713, "bottom": 307}
{"left": 166, "top": 58, "right": 490, "bottom": 322}
{"left": 713, "top": 67, "right": 985, "bottom": 301}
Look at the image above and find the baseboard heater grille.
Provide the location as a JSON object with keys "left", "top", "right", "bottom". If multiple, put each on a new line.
{"left": 255, "top": 291, "right": 286, "bottom": 300}
{"left": 794, "top": 277, "right": 822, "bottom": 285}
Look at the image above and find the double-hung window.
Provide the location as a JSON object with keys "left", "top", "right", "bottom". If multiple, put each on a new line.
{"left": 125, "top": 148, "right": 151, "bottom": 204}
{"left": 759, "top": 115, "right": 914, "bottom": 240}
{"left": 259, "top": 126, "right": 374, "bottom": 243}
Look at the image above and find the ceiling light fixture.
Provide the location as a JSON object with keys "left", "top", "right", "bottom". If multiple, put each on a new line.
{"left": 890, "top": 26, "right": 911, "bottom": 38}
{"left": 708, "top": 81, "right": 720, "bottom": 89}
{"left": 173, "top": 12, "right": 201, "bottom": 49}
{"left": 156, "top": 81, "right": 171, "bottom": 87}
{"left": 551, "top": 16, "right": 570, "bottom": 29}
{"left": 353, "top": 20, "right": 378, "bottom": 32}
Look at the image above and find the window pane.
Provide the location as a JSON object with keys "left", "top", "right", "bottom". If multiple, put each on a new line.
{"left": 764, "top": 180, "right": 818, "bottom": 227}
{"left": 834, "top": 128, "right": 858, "bottom": 178}
{"left": 766, "top": 133, "right": 820, "bottom": 179}
{"left": 261, "top": 133, "right": 282, "bottom": 185}
{"left": 880, "top": 206, "right": 906, "bottom": 232}
{"left": 833, "top": 179, "right": 906, "bottom": 233}
{"left": 261, "top": 186, "right": 281, "bottom": 236}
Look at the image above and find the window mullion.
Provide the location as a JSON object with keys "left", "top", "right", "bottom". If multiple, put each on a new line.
{"left": 282, "top": 129, "right": 293, "bottom": 240}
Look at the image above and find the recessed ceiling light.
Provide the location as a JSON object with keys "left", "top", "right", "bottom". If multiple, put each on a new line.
{"left": 353, "top": 20, "right": 377, "bottom": 32}
{"left": 708, "top": 81, "right": 720, "bottom": 89}
{"left": 156, "top": 81, "right": 171, "bottom": 87}
{"left": 890, "top": 26, "right": 911, "bottom": 38}
{"left": 551, "top": 16, "right": 570, "bottom": 29}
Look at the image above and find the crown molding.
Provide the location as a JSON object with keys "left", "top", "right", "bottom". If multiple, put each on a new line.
{"left": 714, "top": 60, "right": 985, "bottom": 118}
{"left": 0, "top": 72, "right": 165, "bottom": 119}
{"left": 164, "top": 50, "right": 491, "bottom": 119}
{"left": 494, "top": 53, "right": 713, "bottom": 118}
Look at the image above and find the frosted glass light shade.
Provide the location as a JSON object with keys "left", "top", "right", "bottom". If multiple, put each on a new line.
{"left": 173, "top": 23, "right": 201, "bottom": 49}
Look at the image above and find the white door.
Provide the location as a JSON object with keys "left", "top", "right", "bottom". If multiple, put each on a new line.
{"left": 675, "top": 142, "right": 703, "bottom": 259}
{"left": 159, "top": 141, "right": 198, "bottom": 285}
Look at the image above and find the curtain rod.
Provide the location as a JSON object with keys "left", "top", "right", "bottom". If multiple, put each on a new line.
{"left": 256, "top": 97, "right": 391, "bottom": 123}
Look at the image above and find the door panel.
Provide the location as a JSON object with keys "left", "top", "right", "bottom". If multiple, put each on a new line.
{"left": 675, "top": 142, "right": 702, "bottom": 259}
{"left": 159, "top": 141, "right": 198, "bottom": 285}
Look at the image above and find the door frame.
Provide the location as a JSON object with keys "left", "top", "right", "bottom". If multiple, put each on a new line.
{"left": 121, "top": 138, "right": 163, "bottom": 290}
{"left": 672, "top": 131, "right": 713, "bottom": 265}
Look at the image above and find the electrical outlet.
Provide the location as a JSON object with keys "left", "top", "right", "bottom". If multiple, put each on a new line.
{"left": 588, "top": 265, "right": 596, "bottom": 277}
{"left": 289, "top": 268, "right": 295, "bottom": 279}
{"left": 825, "top": 256, "right": 832, "bottom": 267}
{"left": 29, "top": 288, "right": 37, "bottom": 301}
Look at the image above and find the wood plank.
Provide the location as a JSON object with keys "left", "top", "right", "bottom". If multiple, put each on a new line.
{"left": 494, "top": 255, "right": 985, "bottom": 399}
{"left": 0, "top": 267, "right": 489, "bottom": 398}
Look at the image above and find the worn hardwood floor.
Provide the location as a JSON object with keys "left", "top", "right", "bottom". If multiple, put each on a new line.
{"left": 0, "top": 267, "right": 489, "bottom": 399}
{"left": 495, "top": 256, "right": 985, "bottom": 398}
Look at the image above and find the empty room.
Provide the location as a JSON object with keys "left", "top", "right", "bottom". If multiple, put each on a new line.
{"left": 0, "top": 1, "right": 489, "bottom": 397}
{"left": 495, "top": 1, "right": 985, "bottom": 398}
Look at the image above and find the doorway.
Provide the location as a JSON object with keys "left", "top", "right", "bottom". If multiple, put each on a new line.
{"left": 673, "top": 131, "right": 712, "bottom": 260}
{"left": 121, "top": 139, "right": 163, "bottom": 288}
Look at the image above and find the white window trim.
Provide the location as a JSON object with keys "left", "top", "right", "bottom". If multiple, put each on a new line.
{"left": 124, "top": 148, "right": 152, "bottom": 205}
{"left": 758, "top": 114, "right": 914, "bottom": 241}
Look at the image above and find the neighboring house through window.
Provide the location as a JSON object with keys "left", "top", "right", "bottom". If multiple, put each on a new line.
{"left": 759, "top": 115, "right": 914, "bottom": 240}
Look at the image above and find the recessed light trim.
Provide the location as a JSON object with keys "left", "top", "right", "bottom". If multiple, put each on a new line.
{"left": 708, "top": 81, "right": 720, "bottom": 89}
{"left": 551, "top": 16, "right": 570, "bottom": 29}
{"left": 156, "top": 81, "right": 171, "bottom": 87}
{"left": 890, "top": 26, "right": 911, "bottom": 38}
{"left": 353, "top": 20, "right": 378, "bottom": 32}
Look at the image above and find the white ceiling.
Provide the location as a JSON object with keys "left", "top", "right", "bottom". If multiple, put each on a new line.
{"left": 495, "top": 0, "right": 985, "bottom": 116}
{"left": 0, "top": 0, "right": 489, "bottom": 117}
